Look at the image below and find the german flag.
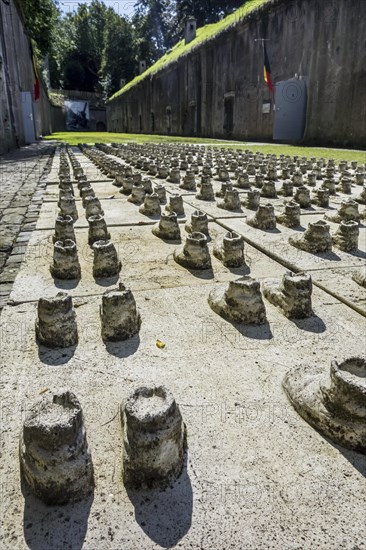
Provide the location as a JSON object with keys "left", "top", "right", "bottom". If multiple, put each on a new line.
{"left": 263, "top": 43, "right": 274, "bottom": 93}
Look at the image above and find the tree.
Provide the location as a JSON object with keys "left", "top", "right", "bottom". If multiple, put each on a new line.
{"left": 21, "top": 0, "right": 59, "bottom": 57}
{"left": 174, "top": 0, "right": 246, "bottom": 38}
{"left": 100, "top": 12, "right": 137, "bottom": 97}
{"left": 133, "top": 0, "right": 176, "bottom": 64}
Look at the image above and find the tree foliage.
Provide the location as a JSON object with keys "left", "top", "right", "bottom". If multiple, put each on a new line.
{"left": 21, "top": 0, "right": 59, "bottom": 56}
{"left": 23, "top": 0, "right": 249, "bottom": 95}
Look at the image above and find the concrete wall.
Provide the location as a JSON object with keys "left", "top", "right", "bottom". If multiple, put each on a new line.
{"left": 107, "top": 0, "right": 366, "bottom": 148}
{"left": 0, "top": 0, "right": 63, "bottom": 155}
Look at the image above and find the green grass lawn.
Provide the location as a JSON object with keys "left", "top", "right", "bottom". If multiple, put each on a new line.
{"left": 44, "top": 132, "right": 366, "bottom": 163}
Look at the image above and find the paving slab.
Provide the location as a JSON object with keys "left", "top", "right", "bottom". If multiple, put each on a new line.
{"left": 9, "top": 222, "right": 287, "bottom": 302}
{"left": 1, "top": 282, "right": 365, "bottom": 549}
{"left": 44, "top": 180, "right": 120, "bottom": 201}
{"left": 35, "top": 197, "right": 197, "bottom": 230}
{"left": 2, "top": 147, "right": 366, "bottom": 549}
{"left": 221, "top": 214, "right": 366, "bottom": 269}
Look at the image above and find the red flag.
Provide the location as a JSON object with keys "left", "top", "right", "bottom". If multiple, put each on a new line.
{"left": 30, "top": 46, "right": 40, "bottom": 100}
{"left": 34, "top": 78, "right": 40, "bottom": 101}
{"left": 263, "top": 43, "right": 274, "bottom": 93}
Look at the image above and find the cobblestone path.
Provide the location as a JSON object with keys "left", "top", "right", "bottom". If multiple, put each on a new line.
{"left": 0, "top": 142, "right": 55, "bottom": 312}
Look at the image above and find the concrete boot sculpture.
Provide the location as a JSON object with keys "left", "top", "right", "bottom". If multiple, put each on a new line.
{"left": 53, "top": 215, "right": 76, "bottom": 243}
{"left": 100, "top": 282, "right": 141, "bottom": 341}
{"left": 283, "top": 357, "right": 366, "bottom": 454}
{"left": 88, "top": 215, "right": 110, "bottom": 245}
{"left": 208, "top": 278, "right": 267, "bottom": 324}
{"left": 260, "top": 180, "right": 277, "bottom": 199}
{"left": 154, "top": 184, "right": 167, "bottom": 204}
{"left": 247, "top": 204, "right": 276, "bottom": 230}
{"left": 180, "top": 170, "right": 196, "bottom": 191}
{"left": 263, "top": 272, "right": 313, "bottom": 318}
{"left": 92, "top": 240, "right": 121, "bottom": 278}
{"left": 185, "top": 210, "right": 209, "bottom": 237}
{"left": 217, "top": 189, "right": 242, "bottom": 211}
{"left": 312, "top": 188, "right": 329, "bottom": 208}
{"left": 294, "top": 186, "right": 311, "bottom": 208}
{"left": 332, "top": 220, "right": 359, "bottom": 252}
{"left": 243, "top": 189, "right": 261, "bottom": 210}
{"left": 213, "top": 231, "right": 245, "bottom": 268}
{"left": 51, "top": 239, "right": 81, "bottom": 280}
{"left": 85, "top": 196, "right": 104, "bottom": 218}
{"left": 20, "top": 391, "right": 94, "bottom": 504}
{"left": 325, "top": 200, "right": 360, "bottom": 223}
{"left": 58, "top": 196, "right": 78, "bottom": 221}
{"left": 139, "top": 193, "right": 161, "bottom": 217}
{"left": 289, "top": 220, "right": 332, "bottom": 253}
{"left": 278, "top": 180, "right": 293, "bottom": 197}
{"left": 128, "top": 183, "right": 146, "bottom": 205}
{"left": 174, "top": 232, "right": 211, "bottom": 270}
{"left": 152, "top": 212, "right": 181, "bottom": 240}
{"left": 352, "top": 267, "right": 366, "bottom": 288}
{"left": 276, "top": 201, "right": 301, "bottom": 227}
{"left": 121, "top": 385, "right": 186, "bottom": 488}
{"left": 36, "top": 292, "right": 78, "bottom": 348}
{"left": 196, "top": 180, "right": 215, "bottom": 201}
{"left": 168, "top": 194, "right": 185, "bottom": 216}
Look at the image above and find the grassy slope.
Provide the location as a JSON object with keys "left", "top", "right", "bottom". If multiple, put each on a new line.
{"left": 108, "top": 0, "right": 270, "bottom": 102}
{"left": 44, "top": 132, "right": 366, "bottom": 163}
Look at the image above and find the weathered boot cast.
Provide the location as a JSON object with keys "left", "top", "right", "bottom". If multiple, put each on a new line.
{"left": 213, "top": 231, "right": 245, "bottom": 268}
{"left": 128, "top": 183, "right": 146, "bottom": 205}
{"left": 215, "top": 182, "right": 232, "bottom": 198}
{"left": 312, "top": 188, "right": 329, "bottom": 208}
{"left": 355, "top": 186, "right": 366, "bottom": 205}
{"left": 174, "top": 232, "right": 211, "bottom": 270}
{"left": 180, "top": 170, "right": 196, "bottom": 191}
{"left": 325, "top": 200, "right": 360, "bottom": 223}
{"left": 247, "top": 204, "right": 276, "bottom": 230}
{"left": 84, "top": 195, "right": 104, "bottom": 218}
{"left": 262, "top": 272, "right": 313, "bottom": 318}
{"left": 58, "top": 196, "right": 78, "bottom": 221}
{"left": 154, "top": 184, "right": 167, "bottom": 204}
{"left": 352, "top": 267, "right": 366, "bottom": 288}
{"left": 294, "top": 186, "right": 311, "bottom": 208}
{"left": 88, "top": 215, "right": 110, "bottom": 245}
{"left": 139, "top": 193, "right": 161, "bottom": 217}
{"left": 217, "top": 189, "right": 242, "bottom": 211}
{"left": 100, "top": 282, "right": 141, "bottom": 341}
{"left": 36, "top": 292, "right": 78, "bottom": 348}
{"left": 283, "top": 357, "right": 366, "bottom": 454}
{"left": 278, "top": 180, "right": 293, "bottom": 197}
{"left": 243, "top": 189, "right": 261, "bottom": 210}
{"left": 92, "top": 240, "right": 121, "bottom": 278}
{"left": 20, "top": 391, "right": 94, "bottom": 504}
{"left": 196, "top": 180, "right": 215, "bottom": 201}
{"left": 260, "top": 180, "right": 277, "bottom": 199}
{"left": 152, "top": 212, "right": 181, "bottom": 240}
{"left": 53, "top": 215, "right": 76, "bottom": 243}
{"left": 185, "top": 210, "right": 210, "bottom": 237}
{"left": 121, "top": 385, "right": 186, "bottom": 488}
{"left": 208, "top": 278, "right": 267, "bottom": 324}
{"left": 51, "top": 239, "right": 81, "bottom": 280}
{"left": 276, "top": 201, "right": 301, "bottom": 227}
{"left": 289, "top": 220, "right": 332, "bottom": 253}
{"left": 332, "top": 220, "right": 359, "bottom": 252}
{"left": 168, "top": 194, "right": 185, "bottom": 216}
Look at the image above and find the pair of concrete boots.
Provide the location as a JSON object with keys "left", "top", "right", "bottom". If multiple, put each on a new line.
{"left": 35, "top": 283, "right": 140, "bottom": 348}
{"left": 20, "top": 385, "right": 186, "bottom": 505}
